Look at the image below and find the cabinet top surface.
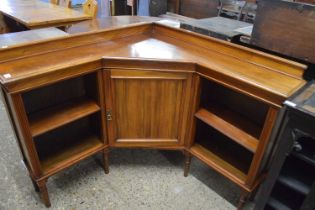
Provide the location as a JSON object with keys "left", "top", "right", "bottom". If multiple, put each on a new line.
{"left": 0, "top": 23, "right": 306, "bottom": 104}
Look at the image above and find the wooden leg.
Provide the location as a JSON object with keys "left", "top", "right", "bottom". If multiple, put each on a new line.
{"left": 184, "top": 151, "right": 192, "bottom": 177}
{"left": 31, "top": 178, "right": 39, "bottom": 192}
{"left": 237, "top": 190, "right": 250, "bottom": 210}
{"left": 103, "top": 149, "right": 109, "bottom": 174}
{"left": 37, "top": 179, "right": 51, "bottom": 208}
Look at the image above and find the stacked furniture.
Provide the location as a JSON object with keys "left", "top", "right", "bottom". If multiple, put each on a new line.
{"left": 0, "top": 22, "right": 306, "bottom": 208}
{"left": 254, "top": 81, "right": 315, "bottom": 210}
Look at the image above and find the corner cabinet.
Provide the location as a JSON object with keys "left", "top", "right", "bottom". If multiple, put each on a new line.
{"left": 103, "top": 68, "right": 194, "bottom": 149}
{"left": 0, "top": 23, "right": 307, "bottom": 209}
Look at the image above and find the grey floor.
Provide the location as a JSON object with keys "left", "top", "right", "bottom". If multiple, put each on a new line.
{"left": 0, "top": 97, "right": 254, "bottom": 210}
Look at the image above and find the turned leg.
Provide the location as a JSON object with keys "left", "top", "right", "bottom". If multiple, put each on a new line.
{"left": 184, "top": 151, "right": 192, "bottom": 177}
{"left": 31, "top": 178, "right": 39, "bottom": 192}
{"left": 37, "top": 179, "right": 51, "bottom": 208}
{"left": 237, "top": 190, "right": 250, "bottom": 210}
{"left": 103, "top": 148, "right": 109, "bottom": 174}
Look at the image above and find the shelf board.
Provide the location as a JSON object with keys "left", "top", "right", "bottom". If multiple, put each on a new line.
{"left": 190, "top": 144, "right": 246, "bottom": 187}
{"left": 267, "top": 197, "right": 293, "bottom": 210}
{"left": 38, "top": 133, "right": 104, "bottom": 176}
{"left": 292, "top": 151, "right": 315, "bottom": 167}
{"left": 278, "top": 174, "right": 310, "bottom": 195}
{"left": 29, "top": 98, "right": 100, "bottom": 137}
{"left": 195, "top": 108, "right": 259, "bottom": 153}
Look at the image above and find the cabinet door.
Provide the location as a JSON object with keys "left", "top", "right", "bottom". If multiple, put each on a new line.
{"left": 104, "top": 69, "right": 193, "bottom": 148}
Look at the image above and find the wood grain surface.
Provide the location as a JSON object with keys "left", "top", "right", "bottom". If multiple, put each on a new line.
{"left": 0, "top": 0, "right": 91, "bottom": 29}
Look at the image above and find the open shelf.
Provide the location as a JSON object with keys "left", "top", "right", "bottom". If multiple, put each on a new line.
{"left": 34, "top": 111, "right": 104, "bottom": 176}
{"left": 267, "top": 197, "right": 292, "bottom": 210}
{"left": 268, "top": 181, "right": 305, "bottom": 210}
{"left": 198, "top": 78, "right": 268, "bottom": 140}
{"left": 22, "top": 73, "right": 99, "bottom": 116}
{"left": 29, "top": 97, "right": 100, "bottom": 137}
{"left": 278, "top": 155, "right": 315, "bottom": 195}
{"left": 195, "top": 107, "right": 258, "bottom": 152}
{"left": 278, "top": 174, "right": 310, "bottom": 195}
{"left": 190, "top": 119, "right": 254, "bottom": 186}
{"left": 190, "top": 143, "right": 246, "bottom": 186}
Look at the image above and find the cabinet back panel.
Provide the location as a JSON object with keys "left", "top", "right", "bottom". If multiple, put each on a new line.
{"left": 22, "top": 73, "right": 98, "bottom": 115}
{"left": 200, "top": 78, "right": 269, "bottom": 130}
{"left": 34, "top": 113, "right": 101, "bottom": 160}
{"left": 196, "top": 119, "right": 253, "bottom": 174}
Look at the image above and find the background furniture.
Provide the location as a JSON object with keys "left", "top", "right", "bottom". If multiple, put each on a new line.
{"left": 83, "top": 0, "right": 98, "bottom": 18}
{"left": 217, "top": 0, "right": 246, "bottom": 20}
{"left": 180, "top": 16, "right": 252, "bottom": 42}
{"left": 65, "top": 16, "right": 161, "bottom": 34}
{"left": 254, "top": 81, "right": 315, "bottom": 210}
{"left": 0, "top": 13, "right": 9, "bottom": 34}
{"left": 251, "top": 0, "right": 315, "bottom": 64}
{"left": 0, "top": 22, "right": 306, "bottom": 208}
{"left": 50, "top": 0, "right": 72, "bottom": 7}
{"left": 0, "top": 0, "right": 91, "bottom": 29}
{"left": 0, "top": 28, "right": 69, "bottom": 48}
{"left": 137, "top": 0, "right": 167, "bottom": 16}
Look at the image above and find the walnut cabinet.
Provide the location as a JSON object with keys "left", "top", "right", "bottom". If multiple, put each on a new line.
{"left": 0, "top": 23, "right": 307, "bottom": 209}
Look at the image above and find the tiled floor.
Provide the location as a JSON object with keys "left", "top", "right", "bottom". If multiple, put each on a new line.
{"left": 0, "top": 98, "right": 254, "bottom": 210}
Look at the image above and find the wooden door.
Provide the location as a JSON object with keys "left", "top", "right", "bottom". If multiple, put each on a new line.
{"left": 104, "top": 69, "right": 193, "bottom": 148}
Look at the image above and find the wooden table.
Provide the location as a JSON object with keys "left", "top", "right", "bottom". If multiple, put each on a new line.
{"left": 180, "top": 17, "right": 252, "bottom": 42}
{"left": 0, "top": 28, "right": 69, "bottom": 48}
{"left": 66, "top": 16, "right": 162, "bottom": 34}
{"left": 0, "top": 0, "right": 91, "bottom": 29}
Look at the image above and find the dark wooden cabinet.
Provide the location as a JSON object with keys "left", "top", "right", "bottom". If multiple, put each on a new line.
{"left": 254, "top": 81, "right": 315, "bottom": 210}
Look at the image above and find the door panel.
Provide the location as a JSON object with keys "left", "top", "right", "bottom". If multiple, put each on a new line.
{"left": 104, "top": 69, "right": 192, "bottom": 148}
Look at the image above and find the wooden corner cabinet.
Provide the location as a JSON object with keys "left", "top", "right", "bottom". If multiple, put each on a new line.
{"left": 0, "top": 23, "right": 307, "bottom": 208}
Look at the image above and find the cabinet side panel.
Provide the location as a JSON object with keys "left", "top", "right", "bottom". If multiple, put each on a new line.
{"left": 4, "top": 92, "right": 42, "bottom": 177}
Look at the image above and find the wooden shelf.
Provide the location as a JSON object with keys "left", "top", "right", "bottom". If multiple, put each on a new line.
{"left": 37, "top": 133, "right": 104, "bottom": 176}
{"left": 190, "top": 144, "right": 246, "bottom": 187}
{"left": 29, "top": 98, "right": 100, "bottom": 137}
{"left": 278, "top": 174, "right": 310, "bottom": 195}
{"left": 267, "top": 197, "right": 292, "bottom": 210}
{"left": 292, "top": 151, "right": 315, "bottom": 167}
{"left": 195, "top": 107, "right": 259, "bottom": 153}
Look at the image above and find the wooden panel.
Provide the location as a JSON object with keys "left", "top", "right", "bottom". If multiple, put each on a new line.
{"left": 167, "top": 0, "right": 178, "bottom": 13}
{"left": 180, "top": 0, "right": 219, "bottom": 18}
{"left": 111, "top": 70, "right": 185, "bottom": 140}
{"left": 246, "top": 107, "right": 279, "bottom": 186}
{"left": 251, "top": 0, "right": 315, "bottom": 63}
{"left": 0, "top": 28, "right": 69, "bottom": 48}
